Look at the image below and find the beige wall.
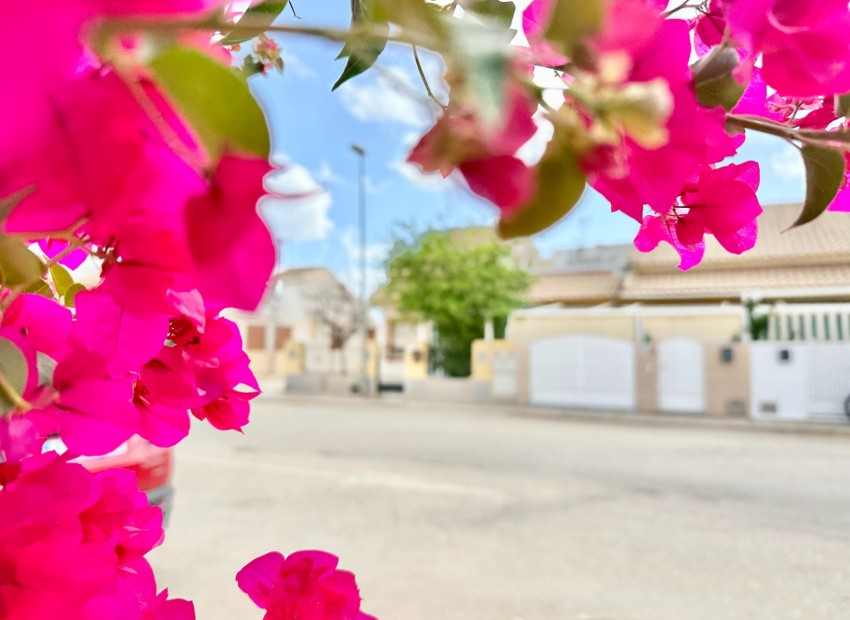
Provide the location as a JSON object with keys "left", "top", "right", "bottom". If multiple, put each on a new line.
{"left": 635, "top": 345, "right": 658, "bottom": 413}
{"left": 509, "top": 311, "right": 745, "bottom": 346}
{"left": 704, "top": 343, "right": 749, "bottom": 417}
{"left": 404, "top": 343, "right": 429, "bottom": 379}
{"left": 471, "top": 340, "right": 518, "bottom": 381}
{"left": 508, "top": 316, "right": 636, "bottom": 344}
{"left": 642, "top": 315, "right": 743, "bottom": 342}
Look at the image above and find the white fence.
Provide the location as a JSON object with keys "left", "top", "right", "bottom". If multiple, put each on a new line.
{"left": 750, "top": 342, "right": 850, "bottom": 423}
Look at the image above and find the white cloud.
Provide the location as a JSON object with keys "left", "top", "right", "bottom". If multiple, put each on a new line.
{"left": 391, "top": 159, "right": 447, "bottom": 192}
{"left": 260, "top": 163, "right": 333, "bottom": 242}
{"left": 771, "top": 148, "right": 805, "bottom": 181}
{"left": 336, "top": 66, "right": 439, "bottom": 128}
{"left": 282, "top": 50, "right": 316, "bottom": 80}
{"left": 314, "top": 160, "right": 345, "bottom": 186}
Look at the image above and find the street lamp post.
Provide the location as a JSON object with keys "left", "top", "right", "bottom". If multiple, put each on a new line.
{"left": 351, "top": 144, "right": 370, "bottom": 396}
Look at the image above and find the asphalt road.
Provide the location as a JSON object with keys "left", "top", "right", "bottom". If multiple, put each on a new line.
{"left": 150, "top": 397, "right": 850, "bottom": 620}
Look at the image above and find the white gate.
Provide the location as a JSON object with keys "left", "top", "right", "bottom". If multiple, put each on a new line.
{"left": 808, "top": 344, "right": 850, "bottom": 423}
{"left": 657, "top": 339, "right": 705, "bottom": 414}
{"left": 750, "top": 343, "right": 810, "bottom": 421}
{"left": 529, "top": 335, "right": 635, "bottom": 410}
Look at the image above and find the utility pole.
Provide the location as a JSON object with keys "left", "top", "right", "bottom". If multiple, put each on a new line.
{"left": 351, "top": 144, "right": 369, "bottom": 396}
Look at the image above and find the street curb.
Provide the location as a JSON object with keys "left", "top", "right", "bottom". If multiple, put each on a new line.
{"left": 514, "top": 406, "right": 850, "bottom": 438}
{"left": 257, "top": 392, "right": 850, "bottom": 438}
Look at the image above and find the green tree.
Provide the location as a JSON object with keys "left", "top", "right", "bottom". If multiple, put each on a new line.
{"left": 385, "top": 230, "right": 531, "bottom": 377}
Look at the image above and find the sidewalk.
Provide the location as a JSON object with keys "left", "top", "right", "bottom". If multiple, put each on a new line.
{"left": 258, "top": 390, "right": 850, "bottom": 438}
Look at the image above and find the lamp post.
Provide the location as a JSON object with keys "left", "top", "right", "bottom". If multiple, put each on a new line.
{"left": 351, "top": 144, "right": 369, "bottom": 396}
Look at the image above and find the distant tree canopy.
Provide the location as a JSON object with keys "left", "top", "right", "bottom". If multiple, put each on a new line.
{"left": 385, "top": 230, "right": 531, "bottom": 377}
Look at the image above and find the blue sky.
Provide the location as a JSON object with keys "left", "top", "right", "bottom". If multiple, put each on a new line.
{"left": 249, "top": 0, "right": 808, "bottom": 291}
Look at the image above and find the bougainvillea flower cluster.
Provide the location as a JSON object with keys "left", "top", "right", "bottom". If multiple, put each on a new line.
{"left": 0, "top": 454, "right": 190, "bottom": 620}
{"left": 237, "top": 551, "right": 377, "bottom": 620}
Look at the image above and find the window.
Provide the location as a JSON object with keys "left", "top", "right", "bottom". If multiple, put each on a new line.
{"left": 275, "top": 327, "right": 291, "bottom": 350}
{"left": 247, "top": 325, "right": 266, "bottom": 350}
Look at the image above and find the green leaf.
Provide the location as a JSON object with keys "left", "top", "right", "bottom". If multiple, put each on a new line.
{"left": 498, "top": 128, "right": 586, "bottom": 239}
{"left": 149, "top": 46, "right": 271, "bottom": 160}
{"left": 0, "top": 235, "right": 46, "bottom": 289}
{"left": 241, "top": 55, "right": 266, "bottom": 78}
{"left": 369, "top": 0, "right": 447, "bottom": 44}
{"left": 835, "top": 93, "right": 850, "bottom": 118}
{"left": 0, "top": 186, "right": 34, "bottom": 225}
{"left": 49, "top": 264, "right": 73, "bottom": 297}
{"left": 0, "top": 337, "right": 29, "bottom": 413}
{"left": 63, "top": 283, "right": 87, "bottom": 308}
{"left": 692, "top": 46, "right": 746, "bottom": 111}
{"left": 791, "top": 145, "right": 846, "bottom": 229}
{"left": 470, "top": 0, "right": 516, "bottom": 28}
{"left": 220, "top": 0, "right": 288, "bottom": 45}
{"left": 543, "top": 0, "right": 604, "bottom": 56}
{"left": 25, "top": 280, "right": 53, "bottom": 299}
{"left": 333, "top": 0, "right": 389, "bottom": 90}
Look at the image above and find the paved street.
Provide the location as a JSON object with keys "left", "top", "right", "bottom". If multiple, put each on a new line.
{"left": 150, "top": 397, "right": 850, "bottom": 620}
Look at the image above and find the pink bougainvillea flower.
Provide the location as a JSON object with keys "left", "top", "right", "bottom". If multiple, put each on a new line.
{"left": 731, "top": 67, "right": 783, "bottom": 120}
{"left": 0, "top": 455, "right": 177, "bottom": 620}
{"left": 237, "top": 550, "right": 377, "bottom": 620}
{"left": 587, "top": 19, "right": 740, "bottom": 221}
{"left": 94, "top": 0, "right": 227, "bottom": 15}
{"left": 1, "top": 294, "right": 72, "bottom": 360}
{"left": 0, "top": 415, "right": 41, "bottom": 464}
{"left": 694, "top": 1, "right": 726, "bottom": 53}
{"left": 521, "top": 0, "right": 569, "bottom": 67}
{"left": 711, "top": 0, "right": 850, "bottom": 97}
{"left": 132, "top": 314, "right": 260, "bottom": 436}
{"left": 3, "top": 72, "right": 156, "bottom": 239}
{"left": 142, "top": 590, "right": 197, "bottom": 620}
{"left": 408, "top": 87, "right": 537, "bottom": 214}
{"left": 79, "top": 468, "right": 164, "bottom": 562}
{"left": 72, "top": 290, "right": 169, "bottom": 378}
{"left": 591, "top": 0, "right": 662, "bottom": 57}
{"left": 132, "top": 345, "right": 198, "bottom": 447}
{"left": 184, "top": 154, "right": 276, "bottom": 312}
{"left": 634, "top": 161, "right": 762, "bottom": 270}
{"left": 99, "top": 221, "right": 198, "bottom": 317}
{"left": 677, "top": 161, "right": 762, "bottom": 251}
{"left": 181, "top": 316, "right": 259, "bottom": 432}
{"left": 635, "top": 213, "right": 706, "bottom": 271}
{"left": 31, "top": 350, "right": 139, "bottom": 456}
{"left": 38, "top": 239, "right": 88, "bottom": 269}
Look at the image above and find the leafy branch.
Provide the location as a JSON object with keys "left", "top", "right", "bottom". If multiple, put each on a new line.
{"left": 726, "top": 114, "right": 850, "bottom": 150}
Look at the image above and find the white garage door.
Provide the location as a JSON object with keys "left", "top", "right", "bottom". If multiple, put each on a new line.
{"left": 657, "top": 339, "right": 705, "bottom": 414}
{"left": 529, "top": 335, "right": 636, "bottom": 410}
